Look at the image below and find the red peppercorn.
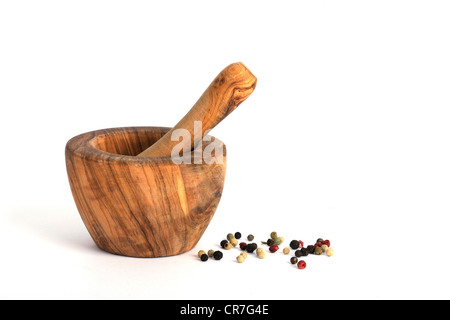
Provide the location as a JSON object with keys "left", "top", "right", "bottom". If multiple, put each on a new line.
{"left": 314, "top": 242, "right": 322, "bottom": 247}
{"left": 239, "top": 242, "right": 247, "bottom": 251}
{"left": 323, "top": 240, "right": 330, "bottom": 247}
{"left": 269, "top": 245, "right": 279, "bottom": 253}
{"left": 297, "top": 260, "right": 306, "bottom": 269}
{"left": 298, "top": 240, "right": 304, "bottom": 248}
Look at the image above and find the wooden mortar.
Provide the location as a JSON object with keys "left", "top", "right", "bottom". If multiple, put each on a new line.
{"left": 65, "top": 62, "right": 256, "bottom": 258}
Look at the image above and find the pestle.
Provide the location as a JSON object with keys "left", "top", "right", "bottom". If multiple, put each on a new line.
{"left": 137, "top": 62, "right": 257, "bottom": 157}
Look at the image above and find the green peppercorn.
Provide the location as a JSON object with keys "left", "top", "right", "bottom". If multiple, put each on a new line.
{"left": 227, "top": 233, "right": 235, "bottom": 241}
{"left": 207, "top": 249, "right": 215, "bottom": 257}
{"left": 247, "top": 234, "right": 254, "bottom": 241}
{"left": 198, "top": 250, "right": 206, "bottom": 258}
{"left": 314, "top": 247, "right": 323, "bottom": 255}
{"left": 234, "top": 232, "right": 242, "bottom": 240}
{"left": 213, "top": 251, "right": 223, "bottom": 260}
{"left": 270, "top": 232, "right": 278, "bottom": 240}
{"left": 290, "top": 257, "right": 298, "bottom": 264}
{"left": 273, "top": 237, "right": 282, "bottom": 246}
{"left": 200, "top": 254, "right": 209, "bottom": 261}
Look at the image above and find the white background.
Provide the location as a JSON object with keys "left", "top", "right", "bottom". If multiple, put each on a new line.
{"left": 1, "top": 1, "right": 450, "bottom": 300}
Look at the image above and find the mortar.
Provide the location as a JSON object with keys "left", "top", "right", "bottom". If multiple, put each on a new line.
{"left": 65, "top": 62, "right": 256, "bottom": 258}
{"left": 65, "top": 126, "right": 227, "bottom": 257}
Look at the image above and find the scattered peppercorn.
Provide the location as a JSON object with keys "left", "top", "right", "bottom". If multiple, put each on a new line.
{"left": 207, "top": 249, "right": 215, "bottom": 257}
{"left": 314, "top": 242, "right": 322, "bottom": 247}
{"left": 316, "top": 238, "right": 324, "bottom": 243}
{"left": 323, "top": 240, "right": 330, "bottom": 247}
{"left": 290, "top": 257, "right": 298, "bottom": 264}
{"left": 236, "top": 255, "right": 245, "bottom": 263}
{"left": 200, "top": 254, "right": 209, "bottom": 262}
{"left": 247, "top": 234, "right": 254, "bottom": 241}
{"left": 321, "top": 245, "right": 329, "bottom": 253}
{"left": 273, "top": 237, "right": 283, "bottom": 246}
{"left": 234, "top": 232, "right": 242, "bottom": 240}
{"left": 300, "top": 247, "right": 309, "bottom": 257}
{"left": 283, "top": 247, "right": 290, "bottom": 255}
{"left": 227, "top": 233, "right": 235, "bottom": 241}
{"left": 224, "top": 242, "right": 232, "bottom": 250}
{"left": 230, "top": 238, "right": 239, "bottom": 247}
{"left": 290, "top": 240, "right": 300, "bottom": 249}
{"left": 297, "top": 260, "right": 307, "bottom": 269}
{"left": 314, "top": 247, "right": 323, "bottom": 255}
{"left": 239, "top": 242, "right": 247, "bottom": 251}
{"left": 257, "top": 250, "right": 267, "bottom": 259}
{"left": 269, "top": 245, "right": 279, "bottom": 253}
{"left": 246, "top": 243, "right": 258, "bottom": 253}
{"left": 270, "top": 232, "right": 278, "bottom": 240}
{"left": 326, "top": 248, "right": 334, "bottom": 257}
{"left": 240, "top": 251, "right": 248, "bottom": 259}
{"left": 298, "top": 240, "right": 304, "bottom": 248}
{"left": 198, "top": 250, "right": 206, "bottom": 258}
{"left": 295, "top": 249, "right": 303, "bottom": 257}
{"left": 213, "top": 251, "right": 223, "bottom": 260}
{"left": 307, "top": 245, "right": 315, "bottom": 254}
{"left": 220, "top": 240, "right": 228, "bottom": 248}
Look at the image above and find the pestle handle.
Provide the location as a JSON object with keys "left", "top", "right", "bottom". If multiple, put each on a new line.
{"left": 137, "top": 62, "right": 257, "bottom": 157}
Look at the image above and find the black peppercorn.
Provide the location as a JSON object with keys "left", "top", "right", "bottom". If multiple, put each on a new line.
{"left": 200, "top": 254, "right": 209, "bottom": 261}
{"left": 295, "top": 249, "right": 303, "bottom": 257}
{"left": 307, "top": 245, "right": 315, "bottom": 254}
{"left": 246, "top": 243, "right": 258, "bottom": 253}
{"left": 213, "top": 251, "right": 223, "bottom": 260}
{"left": 290, "top": 240, "right": 300, "bottom": 249}
{"left": 300, "top": 247, "right": 309, "bottom": 256}
{"left": 220, "top": 240, "right": 228, "bottom": 248}
{"left": 290, "top": 257, "right": 298, "bottom": 264}
{"left": 234, "top": 232, "right": 241, "bottom": 240}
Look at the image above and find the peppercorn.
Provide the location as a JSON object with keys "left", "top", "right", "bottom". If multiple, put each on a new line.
{"left": 224, "top": 242, "right": 232, "bottom": 250}
{"left": 227, "top": 233, "right": 235, "bottom": 241}
{"left": 300, "top": 247, "right": 309, "bottom": 257}
{"left": 316, "top": 238, "right": 324, "bottom": 243}
{"left": 314, "top": 242, "right": 322, "bottom": 247}
{"left": 220, "top": 240, "right": 228, "bottom": 248}
{"left": 269, "top": 245, "right": 279, "bottom": 253}
{"left": 273, "top": 237, "right": 283, "bottom": 246}
{"left": 240, "top": 251, "right": 248, "bottom": 259}
{"left": 213, "top": 251, "right": 223, "bottom": 260}
{"left": 256, "top": 248, "right": 264, "bottom": 255}
{"left": 290, "top": 257, "right": 298, "bottom": 264}
{"left": 314, "top": 247, "right": 323, "bottom": 255}
{"left": 270, "top": 232, "right": 278, "bottom": 240}
{"left": 236, "top": 255, "right": 245, "bottom": 263}
{"left": 207, "top": 249, "right": 215, "bottom": 257}
{"left": 261, "top": 238, "right": 275, "bottom": 246}
{"left": 234, "top": 232, "right": 242, "bottom": 240}
{"left": 326, "top": 248, "right": 334, "bottom": 257}
{"left": 230, "top": 238, "right": 239, "bottom": 247}
{"left": 323, "top": 240, "right": 330, "bottom": 247}
{"left": 246, "top": 243, "right": 257, "bottom": 253}
{"left": 247, "top": 234, "right": 254, "bottom": 241}
{"left": 297, "top": 260, "right": 307, "bottom": 269}
{"left": 198, "top": 250, "right": 206, "bottom": 258}
{"left": 321, "top": 245, "right": 329, "bottom": 253}
{"left": 200, "top": 254, "right": 209, "bottom": 262}
{"left": 295, "top": 249, "right": 302, "bottom": 257}
{"left": 257, "top": 250, "right": 267, "bottom": 259}
{"left": 290, "top": 240, "right": 300, "bottom": 249}
{"left": 283, "top": 247, "right": 290, "bottom": 255}
{"left": 239, "top": 242, "right": 247, "bottom": 251}
{"left": 298, "top": 240, "right": 304, "bottom": 248}
{"left": 307, "top": 245, "right": 315, "bottom": 254}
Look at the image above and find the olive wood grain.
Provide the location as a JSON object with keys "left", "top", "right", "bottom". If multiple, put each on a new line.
{"left": 137, "top": 62, "right": 257, "bottom": 157}
{"left": 65, "top": 126, "right": 226, "bottom": 258}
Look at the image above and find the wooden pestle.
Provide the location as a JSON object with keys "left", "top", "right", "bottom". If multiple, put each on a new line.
{"left": 137, "top": 62, "right": 257, "bottom": 157}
